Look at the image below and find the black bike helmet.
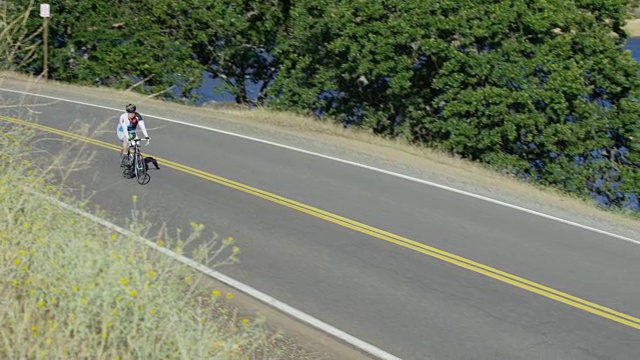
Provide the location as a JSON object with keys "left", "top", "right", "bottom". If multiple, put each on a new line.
{"left": 125, "top": 103, "right": 136, "bottom": 113}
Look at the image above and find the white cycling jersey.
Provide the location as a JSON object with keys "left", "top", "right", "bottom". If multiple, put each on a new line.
{"left": 116, "top": 112, "right": 148, "bottom": 142}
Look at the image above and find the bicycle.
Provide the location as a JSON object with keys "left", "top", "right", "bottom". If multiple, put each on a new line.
{"left": 122, "top": 137, "right": 150, "bottom": 185}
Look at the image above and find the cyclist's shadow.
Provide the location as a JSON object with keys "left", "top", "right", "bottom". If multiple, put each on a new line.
{"left": 144, "top": 156, "right": 161, "bottom": 171}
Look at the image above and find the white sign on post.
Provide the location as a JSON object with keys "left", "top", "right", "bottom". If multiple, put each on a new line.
{"left": 40, "top": 4, "right": 50, "bottom": 18}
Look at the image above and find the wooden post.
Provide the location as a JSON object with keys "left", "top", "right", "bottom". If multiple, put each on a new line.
{"left": 40, "top": 4, "right": 50, "bottom": 81}
{"left": 43, "top": 16, "right": 48, "bottom": 80}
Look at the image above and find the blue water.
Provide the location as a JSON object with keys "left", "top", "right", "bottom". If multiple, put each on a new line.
{"left": 194, "top": 38, "right": 640, "bottom": 105}
{"left": 626, "top": 37, "right": 640, "bottom": 60}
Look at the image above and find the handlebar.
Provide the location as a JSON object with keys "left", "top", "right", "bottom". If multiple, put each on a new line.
{"left": 129, "top": 138, "right": 150, "bottom": 146}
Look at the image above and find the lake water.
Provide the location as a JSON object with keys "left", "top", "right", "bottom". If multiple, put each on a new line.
{"left": 625, "top": 37, "right": 640, "bottom": 60}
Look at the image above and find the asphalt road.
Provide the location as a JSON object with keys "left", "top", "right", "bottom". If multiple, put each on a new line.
{"left": 2, "top": 88, "right": 640, "bottom": 360}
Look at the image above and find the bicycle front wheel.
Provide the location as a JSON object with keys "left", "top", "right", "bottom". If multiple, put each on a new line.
{"left": 135, "top": 153, "right": 148, "bottom": 185}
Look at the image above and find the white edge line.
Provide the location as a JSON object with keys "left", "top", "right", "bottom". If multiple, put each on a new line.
{"left": 3, "top": 87, "right": 640, "bottom": 247}
{"left": 28, "top": 189, "right": 403, "bottom": 360}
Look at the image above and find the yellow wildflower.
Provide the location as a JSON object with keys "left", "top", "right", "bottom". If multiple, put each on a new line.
{"left": 212, "top": 290, "right": 220, "bottom": 297}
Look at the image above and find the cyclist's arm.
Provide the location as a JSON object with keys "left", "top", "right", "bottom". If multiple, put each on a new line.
{"left": 118, "top": 113, "right": 127, "bottom": 135}
{"left": 138, "top": 115, "right": 149, "bottom": 139}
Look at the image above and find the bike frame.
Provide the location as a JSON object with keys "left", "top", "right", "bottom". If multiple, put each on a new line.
{"left": 125, "top": 138, "right": 148, "bottom": 185}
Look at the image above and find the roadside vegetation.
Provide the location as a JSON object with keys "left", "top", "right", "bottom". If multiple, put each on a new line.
{"left": 0, "top": 122, "right": 292, "bottom": 358}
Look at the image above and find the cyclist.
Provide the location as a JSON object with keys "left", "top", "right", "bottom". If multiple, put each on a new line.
{"left": 117, "top": 103, "right": 150, "bottom": 167}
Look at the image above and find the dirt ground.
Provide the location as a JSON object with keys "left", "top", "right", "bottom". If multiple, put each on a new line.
{"left": 624, "top": 18, "right": 640, "bottom": 37}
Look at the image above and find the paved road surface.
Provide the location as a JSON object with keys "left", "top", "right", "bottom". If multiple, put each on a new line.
{"left": 2, "top": 88, "right": 640, "bottom": 360}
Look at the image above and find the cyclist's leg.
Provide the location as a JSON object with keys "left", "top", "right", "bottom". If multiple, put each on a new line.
{"left": 117, "top": 132, "right": 129, "bottom": 167}
{"left": 125, "top": 133, "right": 137, "bottom": 167}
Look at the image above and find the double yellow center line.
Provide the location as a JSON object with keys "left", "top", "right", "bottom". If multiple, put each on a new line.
{"left": 3, "top": 114, "right": 640, "bottom": 331}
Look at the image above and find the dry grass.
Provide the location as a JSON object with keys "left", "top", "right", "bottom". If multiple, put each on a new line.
{"left": 0, "top": 123, "right": 287, "bottom": 359}
{"left": 624, "top": 18, "right": 640, "bottom": 37}
{"left": 2, "top": 69, "right": 640, "bottom": 234}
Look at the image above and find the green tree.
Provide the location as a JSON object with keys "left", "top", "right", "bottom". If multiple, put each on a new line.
{"left": 10, "top": 0, "right": 203, "bottom": 102}
{"left": 270, "top": 0, "right": 430, "bottom": 134}
{"left": 180, "top": 0, "right": 289, "bottom": 105}
{"left": 270, "top": 0, "right": 640, "bottom": 208}
{"left": 424, "top": 0, "right": 640, "bottom": 204}
{"left": 1, "top": 1, "right": 42, "bottom": 71}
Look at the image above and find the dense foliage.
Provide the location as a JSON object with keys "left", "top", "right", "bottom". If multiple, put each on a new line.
{"left": 7, "top": 0, "right": 640, "bottom": 212}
